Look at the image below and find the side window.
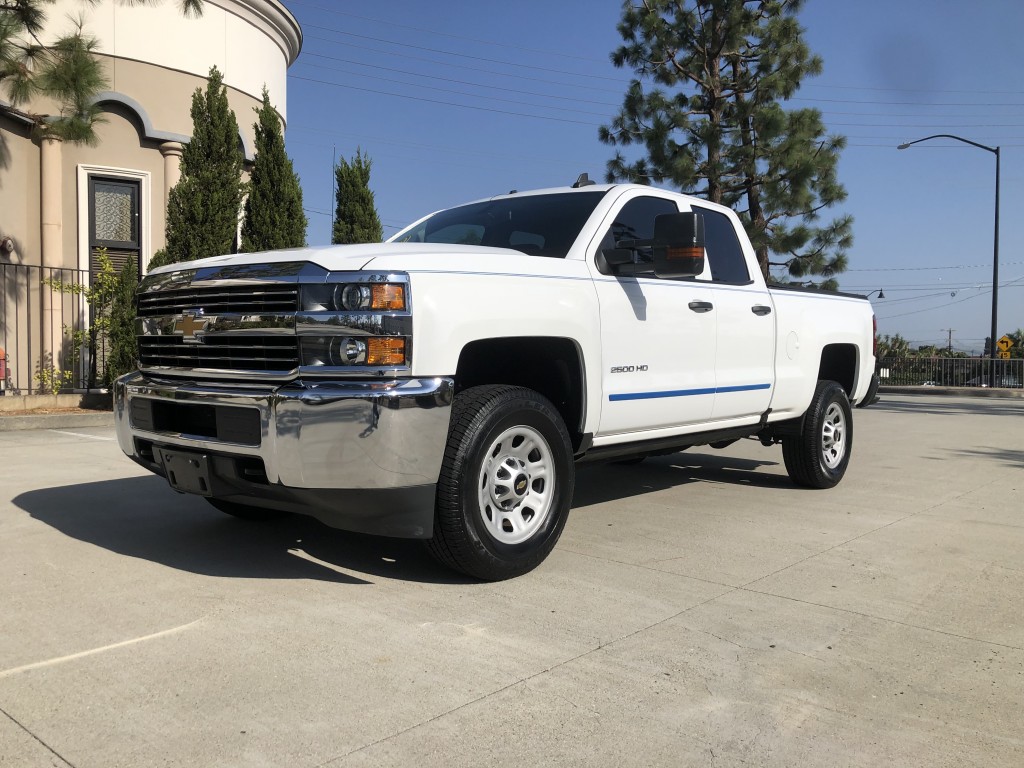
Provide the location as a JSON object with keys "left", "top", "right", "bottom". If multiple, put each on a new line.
{"left": 601, "top": 196, "right": 678, "bottom": 264}
{"left": 691, "top": 206, "right": 751, "bottom": 284}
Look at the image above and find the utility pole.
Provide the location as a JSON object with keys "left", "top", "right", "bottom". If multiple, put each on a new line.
{"left": 331, "top": 144, "right": 337, "bottom": 234}
{"left": 942, "top": 328, "right": 955, "bottom": 354}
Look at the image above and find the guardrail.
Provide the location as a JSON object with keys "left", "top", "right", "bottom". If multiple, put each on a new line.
{"left": 877, "top": 355, "right": 1023, "bottom": 388}
{"left": 0, "top": 263, "right": 106, "bottom": 395}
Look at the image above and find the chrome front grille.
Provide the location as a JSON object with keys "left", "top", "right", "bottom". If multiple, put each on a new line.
{"left": 138, "top": 336, "right": 299, "bottom": 372}
{"left": 137, "top": 285, "right": 298, "bottom": 317}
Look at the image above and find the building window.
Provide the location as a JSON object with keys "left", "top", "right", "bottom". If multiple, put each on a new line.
{"left": 89, "top": 176, "right": 141, "bottom": 278}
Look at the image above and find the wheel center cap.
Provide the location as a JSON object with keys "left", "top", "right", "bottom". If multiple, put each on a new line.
{"left": 513, "top": 473, "right": 529, "bottom": 497}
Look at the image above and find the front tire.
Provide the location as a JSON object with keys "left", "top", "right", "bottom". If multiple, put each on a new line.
{"left": 783, "top": 380, "right": 852, "bottom": 489}
{"left": 426, "top": 385, "right": 574, "bottom": 580}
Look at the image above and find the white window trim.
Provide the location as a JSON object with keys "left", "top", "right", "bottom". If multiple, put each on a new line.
{"left": 76, "top": 164, "right": 152, "bottom": 277}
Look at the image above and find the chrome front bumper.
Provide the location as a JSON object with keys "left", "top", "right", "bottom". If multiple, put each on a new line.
{"left": 114, "top": 373, "right": 454, "bottom": 537}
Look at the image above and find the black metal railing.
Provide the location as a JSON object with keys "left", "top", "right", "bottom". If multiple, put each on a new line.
{"left": 0, "top": 263, "right": 107, "bottom": 395}
{"left": 877, "top": 356, "right": 1023, "bottom": 388}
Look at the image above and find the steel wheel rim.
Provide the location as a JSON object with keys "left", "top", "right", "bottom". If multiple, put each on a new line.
{"left": 821, "top": 402, "right": 847, "bottom": 469}
{"left": 478, "top": 424, "right": 555, "bottom": 545}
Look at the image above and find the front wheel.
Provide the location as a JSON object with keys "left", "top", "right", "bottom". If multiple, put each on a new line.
{"left": 782, "top": 380, "right": 852, "bottom": 489}
{"left": 426, "top": 385, "right": 574, "bottom": 581}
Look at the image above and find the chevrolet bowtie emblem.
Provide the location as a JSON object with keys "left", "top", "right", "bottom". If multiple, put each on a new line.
{"left": 173, "top": 311, "right": 211, "bottom": 343}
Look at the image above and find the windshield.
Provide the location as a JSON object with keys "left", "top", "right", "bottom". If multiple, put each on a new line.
{"left": 392, "top": 191, "right": 607, "bottom": 258}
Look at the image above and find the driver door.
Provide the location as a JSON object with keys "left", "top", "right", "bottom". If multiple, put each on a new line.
{"left": 588, "top": 193, "right": 718, "bottom": 437}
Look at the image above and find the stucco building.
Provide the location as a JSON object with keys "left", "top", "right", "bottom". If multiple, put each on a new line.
{"left": 0, "top": 0, "right": 301, "bottom": 394}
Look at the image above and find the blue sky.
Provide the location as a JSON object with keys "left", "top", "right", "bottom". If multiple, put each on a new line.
{"left": 281, "top": 0, "right": 1024, "bottom": 353}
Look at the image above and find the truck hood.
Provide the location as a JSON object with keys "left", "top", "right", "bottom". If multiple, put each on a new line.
{"left": 148, "top": 243, "right": 527, "bottom": 276}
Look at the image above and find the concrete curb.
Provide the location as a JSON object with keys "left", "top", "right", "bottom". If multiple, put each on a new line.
{"left": 0, "top": 411, "right": 114, "bottom": 432}
{"left": 878, "top": 385, "right": 1024, "bottom": 399}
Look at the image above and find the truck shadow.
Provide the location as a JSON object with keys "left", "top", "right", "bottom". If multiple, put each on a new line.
{"left": 16, "top": 453, "right": 789, "bottom": 584}
{"left": 573, "top": 450, "right": 787, "bottom": 509}
{"left": 13, "top": 476, "right": 468, "bottom": 586}
{"left": 951, "top": 446, "right": 1024, "bottom": 468}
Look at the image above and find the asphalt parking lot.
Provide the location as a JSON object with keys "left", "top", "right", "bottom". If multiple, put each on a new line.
{"left": 1, "top": 393, "right": 1022, "bottom": 767}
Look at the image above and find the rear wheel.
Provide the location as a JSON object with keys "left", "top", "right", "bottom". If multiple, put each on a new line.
{"left": 427, "top": 385, "right": 574, "bottom": 581}
{"left": 782, "top": 380, "right": 852, "bottom": 489}
{"left": 206, "top": 498, "right": 290, "bottom": 521}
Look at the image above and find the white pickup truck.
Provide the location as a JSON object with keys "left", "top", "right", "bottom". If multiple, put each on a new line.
{"left": 115, "top": 179, "right": 878, "bottom": 580}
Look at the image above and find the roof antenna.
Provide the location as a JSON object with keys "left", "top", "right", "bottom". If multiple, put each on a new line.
{"left": 572, "top": 172, "right": 596, "bottom": 188}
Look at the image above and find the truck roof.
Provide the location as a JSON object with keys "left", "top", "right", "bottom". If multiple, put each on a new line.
{"left": 479, "top": 182, "right": 738, "bottom": 218}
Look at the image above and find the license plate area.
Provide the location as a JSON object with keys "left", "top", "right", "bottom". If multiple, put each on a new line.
{"left": 157, "top": 447, "right": 213, "bottom": 496}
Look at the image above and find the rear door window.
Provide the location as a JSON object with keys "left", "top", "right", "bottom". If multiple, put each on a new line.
{"left": 690, "top": 206, "right": 751, "bottom": 284}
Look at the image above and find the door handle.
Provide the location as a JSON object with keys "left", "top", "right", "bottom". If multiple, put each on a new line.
{"left": 688, "top": 301, "right": 714, "bottom": 313}
{"left": 751, "top": 304, "right": 772, "bottom": 316}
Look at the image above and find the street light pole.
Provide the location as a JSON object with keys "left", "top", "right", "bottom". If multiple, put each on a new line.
{"left": 992, "top": 145, "right": 1000, "bottom": 386}
{"left": 897, "top": 134, "right": 1001, "bottom": 387}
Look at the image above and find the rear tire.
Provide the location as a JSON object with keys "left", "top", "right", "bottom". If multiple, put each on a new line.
{"left": 206, "top": 498, "right": 290, "bottom": 521}
{"left": 783, "top": 380, "right": 852, "bottom": 489}
{"left": 426, "top": 385, "right": 574, "bottom": 581}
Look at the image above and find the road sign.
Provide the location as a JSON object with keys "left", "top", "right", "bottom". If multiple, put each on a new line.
{"left": 996, "top": 335, "right": 1014, "bottom": 352}
{"left": 998, "top": 350, "right": 1011, "bottom": 359}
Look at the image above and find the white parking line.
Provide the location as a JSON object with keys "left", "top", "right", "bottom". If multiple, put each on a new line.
{"left": 0, "top": 619, "right": 203, "bottom": 679}
{"left": 48, "top": 429, "right": 115, "bottom": 441}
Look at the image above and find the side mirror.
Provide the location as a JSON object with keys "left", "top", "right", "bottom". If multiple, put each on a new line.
{"left": 653, "top": 212, "right": 705, "bottom": 279}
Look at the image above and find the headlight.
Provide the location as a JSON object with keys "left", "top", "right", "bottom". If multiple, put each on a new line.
{"left": 301, "top": 283, "right": 406, "bottom": 312}
{"left": 300, "top": 336, "right": 405, "bottom": 367}
{"left": 339, "top": 284, "right": 371, "bottom": 310}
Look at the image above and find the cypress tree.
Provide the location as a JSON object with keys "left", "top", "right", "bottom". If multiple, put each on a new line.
{"left": 156, "top": 66, "right": 244, "bottom": 267}
{"left": 332, "top": 148, "right": 383, "bottom": 245}
{"left": 105, "top": 256, "right": 139, "bottom": 385}
{"left": 241, "top": 88, "right": 306, "bottom": 252}
{"left": 600, "top": 0, "right": 852, "bottom": 288}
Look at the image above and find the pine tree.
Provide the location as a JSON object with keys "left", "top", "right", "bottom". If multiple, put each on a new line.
{"left": 241, "top": 88, "right": 306, "bottom": 252}
{"left": 600, "top": 0, "right": 852, "bottom": 288}
{"left": 157, "top": 66, "right": 244, "bottom": 267}
{"left": 332, "top": 148, "right": 383, "bottom": 245}
{"left": 1, "top": 1, "right": 203, "bottom": 144}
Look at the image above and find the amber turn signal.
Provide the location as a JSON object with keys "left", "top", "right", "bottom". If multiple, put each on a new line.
{"left": 665, "top": 246, "right": 704, "bottom": 261}
{"left": 367, "top": 337, "right": 406, "bottom": 366}
{"left": 371, "top": 284, "right": 406, "bottom": 310}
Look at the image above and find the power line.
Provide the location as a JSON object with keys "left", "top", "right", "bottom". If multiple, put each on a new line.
{"left": 290, "top": 0, "right": 1024, "bottom": 104}
{"left": 294, "top": 9, "right": 1024, "bottom": 116}
{"left": 805, "top": 83, "right": 1024, "bottom": 95}
{"left": 846, "top": 260, "right": 1024, "bottom": 272}
{"left": 877, "top": 275, "right": 1024, "bottom": 319}
{"left": 302, "top": 34, "right": 626, "bottom": 96}
{"left": 301, "top": 51, "right": 622, "bottom": 109}
{"left": 287, "top": 0, "right": 605, "bottom": 64}
{"left": 302, "top": 23, "right": 627, "bottom": 83}
{"left": 291, "top": 75, "right": 596, "bottom": 126}
{"left": 288, "top": 125, "right": 594, "bottom": 168}
{"left": 295, "top": 22, "right": 1024, "bottom": 132}
{"left": 793, "top": 95, "right": 1024, "bottom": 107}
{"left": 294, "top": 61, "right": 613, "bottom": 118}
